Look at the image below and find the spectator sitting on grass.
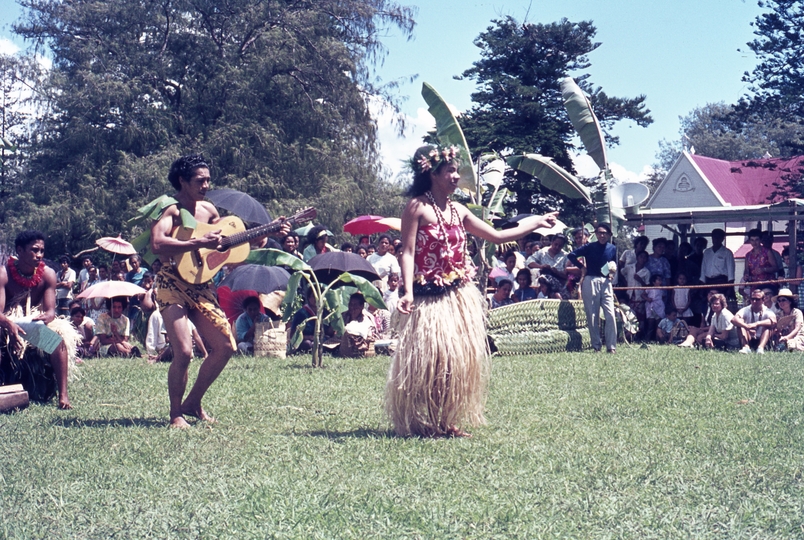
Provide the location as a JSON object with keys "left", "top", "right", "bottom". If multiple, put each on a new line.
{"left": 235, "top": 296, "right": 271, "bottom": 355}
{"left": 643, "top": 274, "right": 665, "bottom": 341}
{"left": 70, "top": 306, "right": 96, "bottom": 358}
{"left": 656, "top": 309, "right": 689, "bottom": 345}
{"left": 773, "top": 288, "right": 804, "bottom": 351}
{"left": 732, "top": 288, "right": 776, "bottom": 354}
{"left": 95, "top": 296, "right": 140, "bottom": 357}
{"left": 703, "top": 293, "right": 740, "bottom": 350}
{"left": 536, "top": 274, "right": 562, "bottom": 299}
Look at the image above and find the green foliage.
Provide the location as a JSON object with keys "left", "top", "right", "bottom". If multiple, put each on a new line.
{"left": 8, "top": 0, "right": 413, "bottom": 257}
{"left": 460, "top": 16, "right": 652, "bottom": 222}
{"left": 4, "top": 349, "right": 804, "bottom": 537}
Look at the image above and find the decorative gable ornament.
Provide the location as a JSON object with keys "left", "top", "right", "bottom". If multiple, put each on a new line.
{"left": 673, "top": 175, "right": 695, "bottom": 193}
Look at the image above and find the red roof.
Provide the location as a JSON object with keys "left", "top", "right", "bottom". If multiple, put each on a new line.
{"left": 733, "top": 241, "right": 786, "bottom": 259}
{"left": 689, "top": 154, "right": 804, "bottom": 206}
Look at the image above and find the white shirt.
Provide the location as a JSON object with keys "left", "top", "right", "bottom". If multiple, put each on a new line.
{"left": 367, "top": 252, "right": 400, "bottom": 279}
{"left": 701, "top": 245, "right": 735, "bottom": 281}
{"left": 527, "top": 247, "right": 567, "bottom": 272}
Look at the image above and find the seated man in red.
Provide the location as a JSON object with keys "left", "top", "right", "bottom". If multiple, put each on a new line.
{"left": 0, "top": 230, "right": 77, "bottom": 409}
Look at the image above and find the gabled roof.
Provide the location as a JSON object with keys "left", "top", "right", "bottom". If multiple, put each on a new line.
{"left": 689, "top": 154, "right": 804, "bottom": 206}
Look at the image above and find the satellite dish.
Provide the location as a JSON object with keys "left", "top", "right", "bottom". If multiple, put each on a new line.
{"left": 610, "top": 182, "right": 650, "bottom": 211}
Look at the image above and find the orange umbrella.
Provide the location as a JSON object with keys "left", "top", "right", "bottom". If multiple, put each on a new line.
{"left": 95, "top": 235, "right": 137, "bottom": 256}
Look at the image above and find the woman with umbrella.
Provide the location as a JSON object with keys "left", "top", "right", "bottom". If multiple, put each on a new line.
{"left": 386, "top": 145, "right": 557, "bottom": 438}
{"left": 302, "top": 226, "right": 337, "bottom": 262}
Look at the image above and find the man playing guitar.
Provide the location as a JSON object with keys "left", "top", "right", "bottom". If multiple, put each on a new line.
{"left": 151, "top": 154, "right": 289, "bottom": 428}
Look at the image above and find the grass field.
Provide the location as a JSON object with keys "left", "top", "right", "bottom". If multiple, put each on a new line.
{"left": 2, "top": 345, "right": 804, "bottom": 538}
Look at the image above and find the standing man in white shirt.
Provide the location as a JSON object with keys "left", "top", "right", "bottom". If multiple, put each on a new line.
{"left": 700, "top": 228, "right": 735, "bottom": 303}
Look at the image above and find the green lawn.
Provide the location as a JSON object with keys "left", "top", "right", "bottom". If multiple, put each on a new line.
{"left": 2, "top": 346, "right": 804, "bottom": 538}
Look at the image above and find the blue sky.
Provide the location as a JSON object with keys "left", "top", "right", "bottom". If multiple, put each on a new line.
{"left": 0, "top": 0, "right": 767, "bottom": 181}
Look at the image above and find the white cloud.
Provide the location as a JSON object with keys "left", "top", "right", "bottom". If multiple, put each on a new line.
{"left": 0, "top": 38, "right": 19, "bottom": 56}
{"left": 374, "top": 101, "right": 438, "bottom": 183}
{"left": 571, "top": 152, "right": 653, "bottom": 184}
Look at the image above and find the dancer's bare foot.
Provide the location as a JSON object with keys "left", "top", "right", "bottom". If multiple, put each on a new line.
{"left": 181, "top": 403, "right": 216, "bottom": 423}
{"left": 58, "top": 399, "right": 72, "bottom": 410}
{"left": 169, "top": 416, "right": 192, "bottom": 429}
{"left": 445, "top": 426, "right": 472, "bottom": 438}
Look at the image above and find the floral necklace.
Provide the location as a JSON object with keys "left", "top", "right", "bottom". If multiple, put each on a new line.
{"left": 424, "top": 190, "right": 468, "bottom": 276}
{"left": 9, "top": 258, "right": 46, "bottom": 289}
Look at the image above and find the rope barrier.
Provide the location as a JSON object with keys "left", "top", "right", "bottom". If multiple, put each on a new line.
{"left": 612, "top": 276, "right": 803, "bottom": 291}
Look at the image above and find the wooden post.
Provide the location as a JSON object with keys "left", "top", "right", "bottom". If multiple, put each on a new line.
{"left": 789, "top": 201, "right": 798, "bottom": 292}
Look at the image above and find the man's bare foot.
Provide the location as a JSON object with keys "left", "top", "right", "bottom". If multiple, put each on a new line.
{"left": 58, "top": 399, "right": 72, "bottom": 410}
{"left": 169, "top": 416, "right": 192, "bottom": 429}
{"left": 181, "top": 404, "right": 216, "bottom": 423}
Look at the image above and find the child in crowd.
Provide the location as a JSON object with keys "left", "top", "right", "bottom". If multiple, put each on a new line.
{"left": 643, "top": 273, "right": 665, "bottom": 341}
{"left": 383, "top": 273, "right": 400, "bottom": 313}
{"left": 488, "top": 279, "right": 513, "bottom": 309}
{"left": 623, "top": 250, "right": 650, "bottom": 333}
{"left": 513, "top": 269, "right": 537, "bottom": 302}
{"left": 656, "top": 309, "right": 689, "bottom": 344}
{"left": 672, "top": 272, "right": 693, "bottom": 324}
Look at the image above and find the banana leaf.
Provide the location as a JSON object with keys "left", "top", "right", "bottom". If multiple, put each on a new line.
{"left": 324, "top": 288, "right": 345, "bottom": 336}
{"left": 506, "top": 154, "right": 591, "bottom": 203}
{"left": 488, "top": 187, "right": 510, "bottom": 216}
{"left": 281, "top": 271, "right": 305, "bottom": 322}
{"left": 480, "top": 158, "right": 506, "bottom": 189}
{"left": 561, "top": 77, "right": 608, "bottom": 171}
{"left": 246, "top": 248, "right": 310, "bottom": 272}
{"left": 421, "top": 82, "right": 477, "bottom": 194}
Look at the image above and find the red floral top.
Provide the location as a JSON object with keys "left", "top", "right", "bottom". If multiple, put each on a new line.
{"left": 745, "top": 246, "right": 774, "bottom": 282}
{"left": 413, "top": 222, "right": 475, "bottom": 287}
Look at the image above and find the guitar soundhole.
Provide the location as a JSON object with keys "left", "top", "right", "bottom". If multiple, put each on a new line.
{"left": 207, "top": 250, "right": 228, "bottom": 271}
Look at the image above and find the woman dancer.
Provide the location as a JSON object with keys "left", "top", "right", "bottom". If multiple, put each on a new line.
{"left": 386, "top": 145, "right": 557, "bottom": 437}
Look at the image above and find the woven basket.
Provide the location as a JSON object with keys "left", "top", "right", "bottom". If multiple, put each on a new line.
{"left": 253, "top": 321, "right": 287, "bottom": 359}
{"left": 487, "top": 299, "right": 590, "bottom": 355}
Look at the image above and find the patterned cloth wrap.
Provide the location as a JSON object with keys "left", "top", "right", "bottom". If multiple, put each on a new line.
{"left": 155, "top": 265, "right": 236, "bottom": 349}
{"left": 408, "top": 222, "right": 476, "bottom": 296}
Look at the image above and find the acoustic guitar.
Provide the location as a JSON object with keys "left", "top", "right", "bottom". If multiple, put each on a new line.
{"left": 171, "top": 207, "right": 316, "bottom": 284}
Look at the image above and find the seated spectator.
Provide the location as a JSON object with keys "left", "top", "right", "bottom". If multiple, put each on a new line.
{"left": 290, "top": 287, "right": 332, "bottom": 352}
{"left": 773, "top": 288, "right": 804, "bottom": 351}
{"left": 678, "top": 289, "right": 720, "bottom": 347}
{"left": 70, "top": 306, "right": 97, "bottom": 358}
{"left": 146, "top": 309, "right": 207, "bottom": 363}
{"left": 643, "top": 274, "right": 666, "bottom": 341}
{"left": 340, "top": 293, "right": 376, "bottom": 357}
{"left": 762, "top": 287, "right": 781, "bottom": 317}
{"left": 493, "top": 250, "right": 518, "bottom": 287}
{"left": 125, "top": 254, "right": 147, "bottom": 285}
{"left": 732, "top": 288, "right": 776, "bottom": 354}
{"left": 81, "top": 265, "right": 99, "bottom": 293}
{"left": 95, "top": 296, "right": 140, "bottom": 357}
{"left": 340, "top": 242, "right": 354, "bottom": 253}
{"left": 356, "top": 246, "right": 368, "bottom": 258}
{"left": 527, "top": 233, "right": 568, "bottom": 283}
{"left": 383, "top": 273, "right": 400, "bottom": 313}
{"left": 151, "top": 258, "right": 163, "bottom": 274}
{"left": 656, "top": 309, "right": 689, "bottom": 345}
{"left": 366, "top": 244, "right": 376, "bottom": 257}
{"left": 488, "top": 279, "right": 513, "bottom": 309}
{"left": 235, "top": 296, "right": 271, "bottom": 355}
{"left": 55, "top": 256, "right": 76, "bottom": 317}
{"left": 536, "top": 274, "right": 562, "bottom": 300}
{"left": 702, "top": 293, "right": 740, "bottom": 350}
{"left": 513, "top": 269, "right": 537, "bottom": 302}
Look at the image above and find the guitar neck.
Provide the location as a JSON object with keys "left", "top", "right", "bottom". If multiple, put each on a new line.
{"left": 219, "top": 221, "right": 282, "bottom": 250}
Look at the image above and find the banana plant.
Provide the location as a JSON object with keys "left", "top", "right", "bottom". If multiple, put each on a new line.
{"left": 560, "top": 77, "right": 625, "bottom": 232}
{"left": 245, "top": 248, "right": 385, "bottom": 368}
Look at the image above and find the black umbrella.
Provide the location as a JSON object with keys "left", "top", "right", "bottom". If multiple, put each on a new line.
{"left": 205, "top": 189, "right": 272, "bottom": 225}
{"left": 307, "top": 252, "right": 380, "bottom": 285}
{"left": 218, "top": 264, "right": 290, "bottom": 294}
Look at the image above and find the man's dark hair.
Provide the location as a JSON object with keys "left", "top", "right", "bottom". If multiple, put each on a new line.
{"left": 106, "top": 296, "right": 128, "bottom": 311}
{"left": 82, "top": 256, "right": 92, "bottom": 263}
{"left": 70, "top": 306, "right": 86, "bottom": 317}
{"left": 377, "top": 234, "right": 392, "bottom": 244}
{"left": 596, "top": 223, "right": 612, "bottom": 235}
{"left": 168, "top": 154, "right": 210, "bottom": 190}
{"left": 98, "top": 264, "right": 108, "bottom": 271}
{"left": 142, "top": 271, "right": 154, "bottom": 282}
{"left": 242, "top": 296, "right": 261, "bottom": 310}
{"left": 59, "top": 255, "right": 70, "bottom": 265}
{"left": 15, "top": 230, "right": 45, "bottom": 250}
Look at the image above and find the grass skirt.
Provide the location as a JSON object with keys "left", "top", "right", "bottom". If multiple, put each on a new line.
{"left": 385, "top": 284, "right": 490, "bottom": 437}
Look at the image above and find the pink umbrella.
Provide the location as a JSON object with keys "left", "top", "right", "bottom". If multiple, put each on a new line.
{"left": 75, "top": 281, "right": 146, "bottom": 299}
{"left": 343, "top": 215, "right": 392, "bottom": 236}
{"left": 95, "top": 235, "right": 137, "bottom": 256}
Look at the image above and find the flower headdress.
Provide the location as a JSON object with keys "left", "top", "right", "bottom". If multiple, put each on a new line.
{"left": 409, "top": 144, "right": 461, "bottom": 176}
